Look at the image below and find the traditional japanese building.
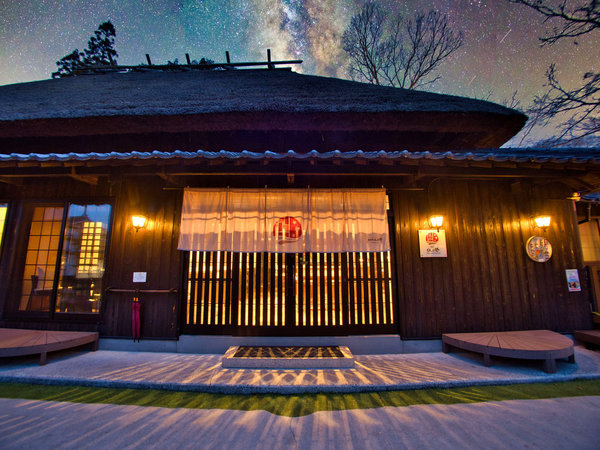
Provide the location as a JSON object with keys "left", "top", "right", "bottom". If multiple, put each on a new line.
{"left": 0, "top": 67, "right": 598, "bottom": 352}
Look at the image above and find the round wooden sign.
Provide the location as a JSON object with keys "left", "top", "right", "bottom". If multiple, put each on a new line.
{"left": 526, "top": 236, "right": 552, "bottom": 262}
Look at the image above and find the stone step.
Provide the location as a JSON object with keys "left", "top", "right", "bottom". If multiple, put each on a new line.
{"left": 221, "top": 345, "right": 355, "bottom": 369}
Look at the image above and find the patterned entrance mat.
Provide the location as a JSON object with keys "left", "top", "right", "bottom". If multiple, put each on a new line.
{"left": 222, "top": 345, "right": 355, "bottom": 368}
{"left": 233, "top": 346, "right": 344, "bottom": 359}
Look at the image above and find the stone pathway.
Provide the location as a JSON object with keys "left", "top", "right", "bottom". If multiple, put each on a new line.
{"left": 0, "top": 346, "right": 599, "bottom": 393}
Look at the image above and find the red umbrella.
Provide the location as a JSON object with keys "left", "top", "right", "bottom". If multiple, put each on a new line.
{"left": 132, "top": 293, "right": 141, "bottom": 342}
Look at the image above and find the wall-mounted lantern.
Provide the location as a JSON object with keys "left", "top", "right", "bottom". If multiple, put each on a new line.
{"left": 429, "top": 215, "right": 444, "bottom": 230}
{"left": 534, "top": 215, "right": 551, "bottom": 229}
{"left": 131, "top": 215, "right": 147, "bottom": 232}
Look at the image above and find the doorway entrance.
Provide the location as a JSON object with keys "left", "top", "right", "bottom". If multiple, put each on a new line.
{"left": 182, "top": 250, "right": 396, "bottom": 336}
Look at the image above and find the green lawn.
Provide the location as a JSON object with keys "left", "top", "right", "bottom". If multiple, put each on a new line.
{"left": 1, "top": 380, "right": 599, "bottom": 417}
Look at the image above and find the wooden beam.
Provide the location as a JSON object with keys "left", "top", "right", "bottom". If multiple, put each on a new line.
{"left": 376, "top": 157, "right": 394, "bottom": 166}
{"left": 69, "top": 168, "right": 99, "bottom": 185}
{"left": 2, "top": 159, "right": 598, "bottom": 183}
{"left": 420, "top": 159, "right": 446, "bottom": 167}
{"left": 0, "top": 176, "right": 22, "bottom": 185}
{"left": 73, "top": 58, "right": 303, "bottom": 74}
{"left": 267, "top": 49, "right": 274, "bottom": 70}
{"left": 399, "top": 159, "right": 420, "bottom": 166}
{"left": 466, "top": 161, "right": 494, "bottom": 168}
{"left": 577, "top": 185, "right": 600, "bottom": 196}
{"left": 492, "top": 161, "right": 518, "bottom": 169}
{"left": 417, "top": 166, "right": 594, "bottom": 179}
{"left": 157, "top": 171, "right": 179, "bottom": 185}
{"left": 16, "top": 162, "right": 41, "bottom": 168}
{"left": 144, "top": 171, "right": 416, "bottom": 177}
{"left": 517, "top": 162, "right": 543, "bottom": 169}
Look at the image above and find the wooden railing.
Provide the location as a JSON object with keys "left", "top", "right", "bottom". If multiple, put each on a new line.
{"left": 106, "top": 288, "right": 178, "bottom": 294}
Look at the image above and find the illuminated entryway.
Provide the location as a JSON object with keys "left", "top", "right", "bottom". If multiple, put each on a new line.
{"left": 182, "top": 250, "right": 396, "bottom": 335}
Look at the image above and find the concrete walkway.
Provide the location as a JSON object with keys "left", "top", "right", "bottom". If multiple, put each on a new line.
{"left": 1, "top": 346, "right": 600, "bottom": 393}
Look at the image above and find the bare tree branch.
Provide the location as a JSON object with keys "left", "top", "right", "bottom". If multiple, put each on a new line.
{"left": 342, "top": 3, "right": 387, "bottom": 85}
{"left": 508, "top": 0, "right": 600, "bottom": 45}
{"left": 503, "top": 90, "right": 521, "bottom": 110}
{"left": 508, "top": 0, "right": 600, "bottom": 145}
{"left": 516, "top": 91, "right": 552, "bottom": 146}
{"left": 342, "top": 2, "right": 463, "bottom": 89}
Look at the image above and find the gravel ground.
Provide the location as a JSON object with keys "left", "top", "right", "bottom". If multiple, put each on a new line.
{"left": 1, "top": 346, "right": 599, "bottom": 394}
{"left": 0, "top": 396, "right": 598, "bottom": 449}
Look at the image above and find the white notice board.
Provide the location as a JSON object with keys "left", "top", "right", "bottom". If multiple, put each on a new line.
{"left": 419, "top": 230, "right": 447, "bottom": 258}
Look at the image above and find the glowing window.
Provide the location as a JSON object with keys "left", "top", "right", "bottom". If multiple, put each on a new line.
{"left": 77, "top": 221, "right": 105, "bottom": 277}
{"left": 19, "top": 203, "right": 111, "bottom": 314}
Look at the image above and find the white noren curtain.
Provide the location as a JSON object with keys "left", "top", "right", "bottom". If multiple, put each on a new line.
{"left": 178, "top": 188, "right": 390, "bottom": 253}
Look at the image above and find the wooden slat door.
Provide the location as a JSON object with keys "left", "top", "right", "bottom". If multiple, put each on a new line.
{"left": 182, "top": 250, "right": 397, "bottom": 336}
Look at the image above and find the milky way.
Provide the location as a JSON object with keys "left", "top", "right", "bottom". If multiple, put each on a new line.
{"left": 0, "top": 0, "right": 598, "bottom": 143}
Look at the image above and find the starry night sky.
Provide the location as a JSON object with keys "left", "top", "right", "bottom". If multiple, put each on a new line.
{"left": 0, "top": 0, "right": 598, "bottom": 143}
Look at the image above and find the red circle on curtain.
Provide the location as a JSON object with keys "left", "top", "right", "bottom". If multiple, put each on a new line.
{"left": 273, "top": 216, "right": 302, "bottom": 242}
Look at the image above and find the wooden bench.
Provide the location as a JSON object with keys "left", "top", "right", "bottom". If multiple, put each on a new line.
{"left": 442, "top": 330, "right": 575, "bottom": 373}
{"left": 0, "top": 328, "right": 99, "bottom": 365}
{"left": 574, "top": 330, "right": 600, "bottom": 349}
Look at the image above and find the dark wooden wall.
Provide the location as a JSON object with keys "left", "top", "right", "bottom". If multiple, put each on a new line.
{"left": 392, "top": 180, "right": 593, "bottom": 338}
{"left": 0, "top": 176, "right": 182, "bottom": 338}
{"left": 1, "top": 175, "right": 595, "bottom": 340}
{"left": 101, "top": 178, "right": 182, "bottom": 338}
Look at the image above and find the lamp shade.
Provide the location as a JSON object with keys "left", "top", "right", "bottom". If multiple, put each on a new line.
{"left": 131, "top": 215, "right": 147, "bottom": 230}
{"left": 429, "top": 215, "right": 444, "bottom": 228}
{"left": 534, "top": 215, "right": 551, "bottom": 228}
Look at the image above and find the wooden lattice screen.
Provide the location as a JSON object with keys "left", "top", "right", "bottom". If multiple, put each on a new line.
{"left": 182, "top": 251, "right": 396, "bottom": 335}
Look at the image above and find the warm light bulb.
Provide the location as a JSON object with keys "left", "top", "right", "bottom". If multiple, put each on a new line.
{"left": 132, "top": 215, "right": 147, "bottom": 230}
{"left": 429, "top": 215, "right": 444, "bottom": 228}
{"left": 534, "top": 215, "right": 551, "bottom": 228}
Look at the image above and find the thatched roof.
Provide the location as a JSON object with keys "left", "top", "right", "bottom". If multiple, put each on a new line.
{"left": 0, "top": 69, "right": 527, "bottom": 152}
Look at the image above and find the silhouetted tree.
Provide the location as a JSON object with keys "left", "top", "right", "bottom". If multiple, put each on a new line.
{"left": 53, "top": 21, "right": 118, "bottom": 78}
{"left": 53, "top": 50, "right": 86, "bottom": 78}
{"left": 508, "top": 0, "right": 600, "bottom": 145}
{"left": 195, "top": 57, "right": 215, "bottom": 66}
{"left": 83, "top": 21, "right": 118, "bottom": 65}
{"left": 167, "top": 57, "right": 215, "bottom": 67}
{"left": 342, "top": 2, "right": 463, "bottom": 89}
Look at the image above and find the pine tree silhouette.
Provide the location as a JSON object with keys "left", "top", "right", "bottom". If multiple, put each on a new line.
{"left": 53, "top": 21, "right": 118, "bottom": 78}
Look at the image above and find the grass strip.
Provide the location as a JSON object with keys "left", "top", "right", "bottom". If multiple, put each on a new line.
{"left": 0, "top": 380, "right": 598, "bottom": 417}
